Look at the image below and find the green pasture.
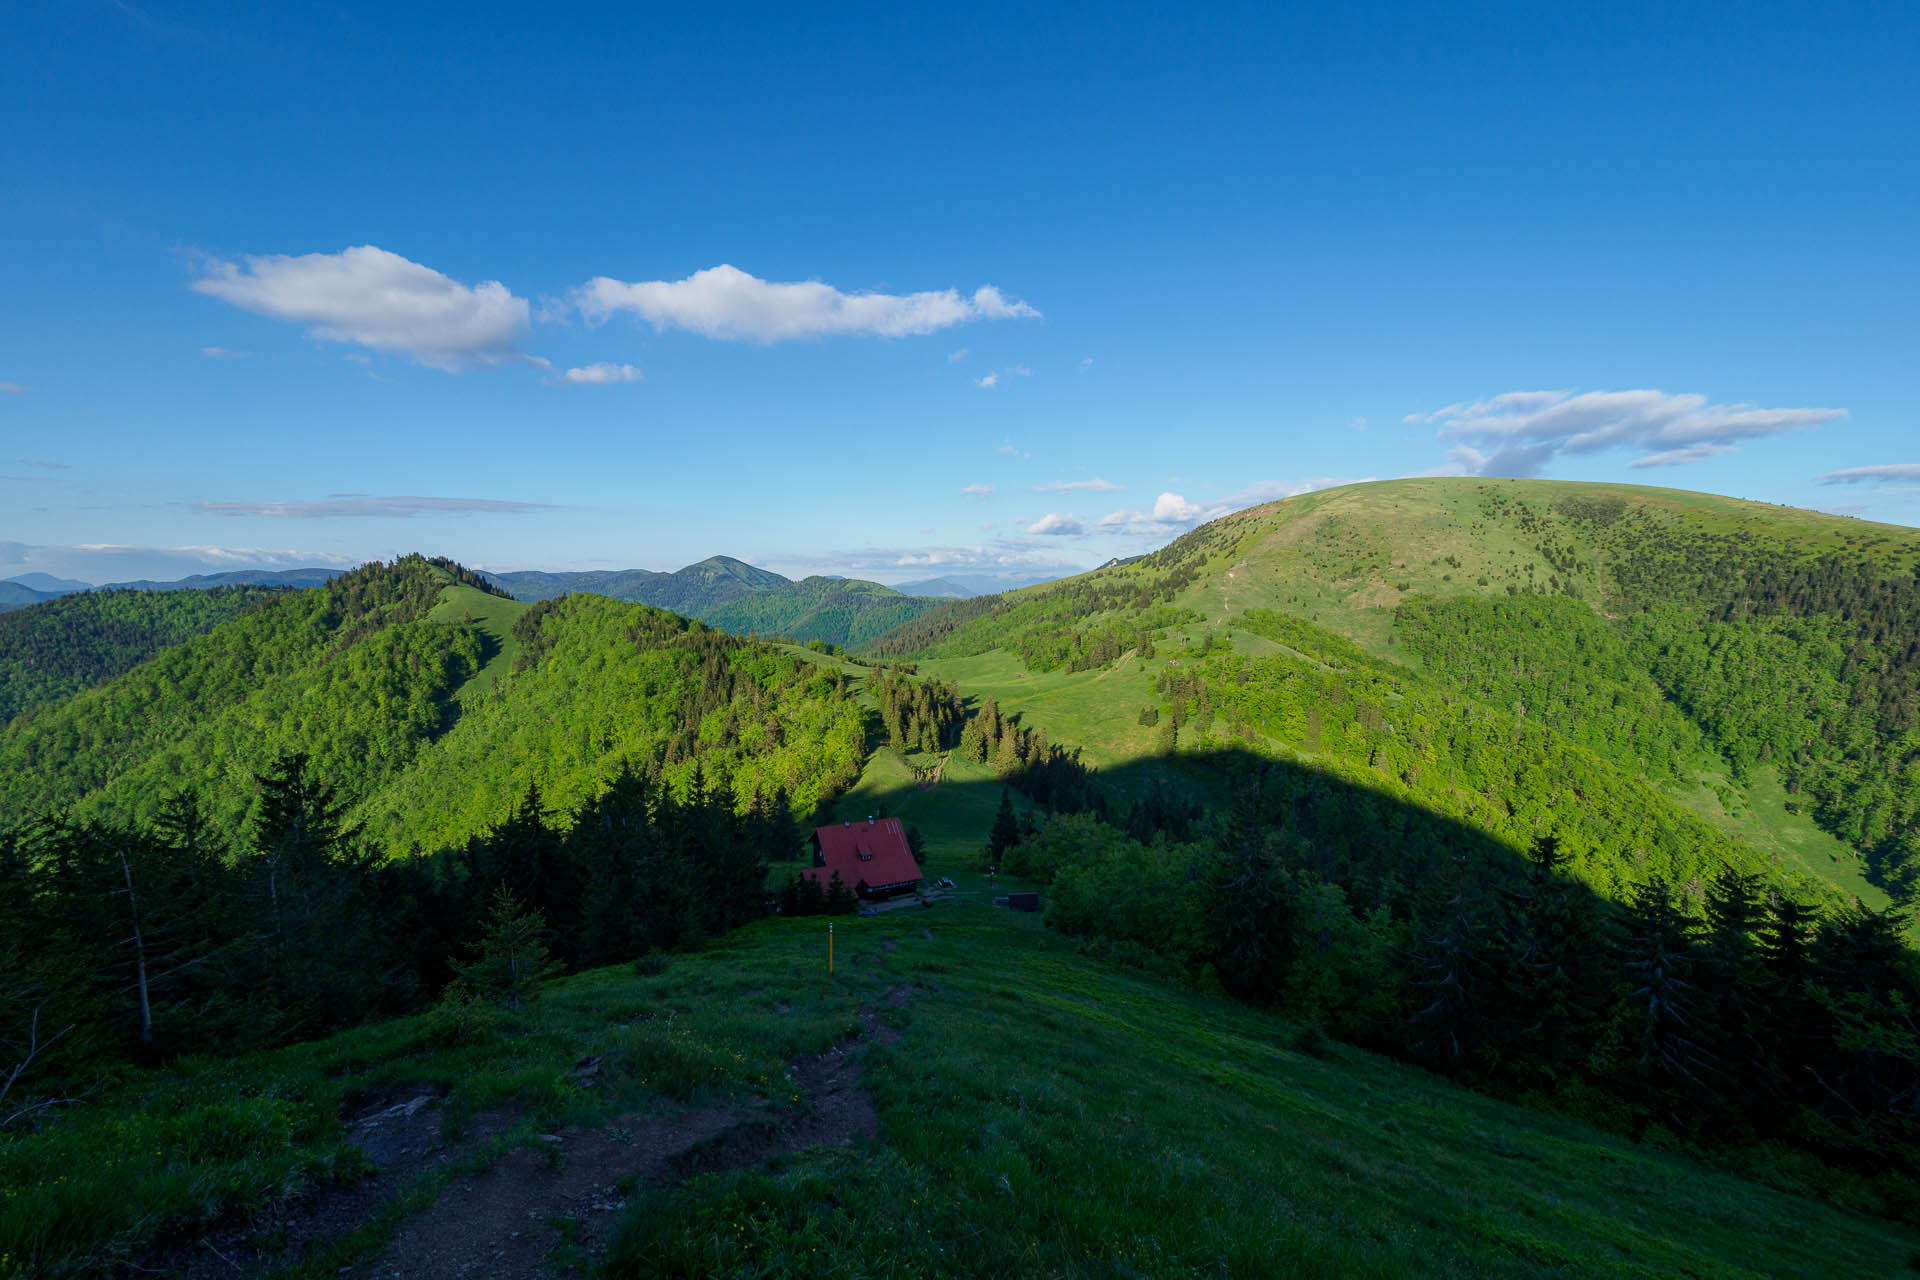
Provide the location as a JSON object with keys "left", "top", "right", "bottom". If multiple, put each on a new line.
{"left": 10, "top": 901, "right": 1916, "bottom": 1277}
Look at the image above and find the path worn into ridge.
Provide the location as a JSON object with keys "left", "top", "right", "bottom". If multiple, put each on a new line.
{"left": 356, "top": 983, "right": 916, "bottom": 1279}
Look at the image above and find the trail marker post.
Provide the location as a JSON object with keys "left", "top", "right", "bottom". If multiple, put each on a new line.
{"left": 829, "top": 921, "right": 834, "bottom": 975}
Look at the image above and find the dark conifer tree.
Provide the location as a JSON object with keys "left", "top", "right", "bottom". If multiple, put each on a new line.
{"left": 986, "top": 790, "right": 1020, "bottom": 866}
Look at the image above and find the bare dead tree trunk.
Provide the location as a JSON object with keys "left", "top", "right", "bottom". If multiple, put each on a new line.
{"left": 1, "top": 1006, "right": 76, "bottom": 1130}
{"left": 117, "top": 847, "right": 154, "bottom": 1047}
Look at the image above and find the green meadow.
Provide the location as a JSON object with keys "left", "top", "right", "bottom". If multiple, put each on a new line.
{"left": 7, "top": 881, "right": 1917, "bottom": 1278}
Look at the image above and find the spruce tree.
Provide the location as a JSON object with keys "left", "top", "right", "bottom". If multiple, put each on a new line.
{"left": 451, "top": 885, "right": 562, "bottom": 1013}
{"left": 986, "top": 790, "right": 1020, "bottom": 866}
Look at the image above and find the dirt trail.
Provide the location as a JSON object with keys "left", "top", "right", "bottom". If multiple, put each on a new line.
{"left": 359, "top": 984, "right": 916, "bottom": 1278}
{"left": 143, "top": 1087, "right": 515, "bottom": 1279}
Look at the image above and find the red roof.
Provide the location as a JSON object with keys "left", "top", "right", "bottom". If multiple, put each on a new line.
{"left": 803, "top": 818, "right": 923, "bottom": 893}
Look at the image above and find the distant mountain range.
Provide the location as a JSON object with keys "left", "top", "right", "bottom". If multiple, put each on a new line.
{"left": 893, "top": 573, "right": 1061, "bottom": 598}
{"left": 482, "top": 556, "right": 945, "bottom": 647}
{"left": 482, "top": 556, "right": 788, "bottom": 613}
{"left": 6, "top": 572, "right": 92, "bottom": 594}
{"left": 0, "top": 567, "right": 345, "bottom": 610}
{"left": 1, "top": 558, "right": 1071, "bottom": 640}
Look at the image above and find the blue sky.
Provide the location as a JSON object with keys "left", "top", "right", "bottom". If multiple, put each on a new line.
{"left": 3, "top": 0, "right": 1916, "bottom": 585}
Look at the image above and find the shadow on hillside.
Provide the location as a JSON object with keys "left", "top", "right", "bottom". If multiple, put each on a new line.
{"left": 816, "top": 741, "right": 1567, "bottom": 913}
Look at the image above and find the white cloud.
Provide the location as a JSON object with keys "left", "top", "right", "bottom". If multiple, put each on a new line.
{"left": 550, "top": 362, "right": 643, "bottom": 386}
{"left": 200, "top": 346, "right": 250, "bottom": 360}
{"left": 998, "top": 438, "right": 1029, "bottom": 459}
{"left": 1078, "top": 358, "right": 1093, "bottom": 373}
{"left": 1098, "top": 478, "right": 1363, "bottom": 538}
{"left": 1408, "top": 388, "right": 1843, "bottom": 477}
{"left": 12, "top": 458, "right": 69, "bottom": 471}
{"left": 1027, "top": 512, "right": 1085, "bottom": 536}
{"left": 1009, "top": 363, "right": 1032, "bottom": 377}
{"left": 190, "top": 245, "right": 533, "bottom": 371}
{"left": 774, "top": 542, "right": 1081, "bottom": 578}
{"left": 0, "top": 382, "right": 29, "bottom": 393}
{"left": 193, "top": 495, "right": 557, "bottom": 518}
{"left": 1819, "top": 463, "right": 1920, "bottom": 486}
{"left": 961, "top": 483, "right": 995, "bottom": 499}
{"left": 948, "top": 347, "right": 969, "bottom": 363}
{"left": 976, "top": 372, "right": 999, "bottom": 389}
{"left": 570, "top": 264, "right": 1038, "bottom": 343}
{"left": 1413, "top": 446, "right": 1487, "bottom": 478}
{"left": 1034, "top": 477, "right": 1121, "bottom": 494}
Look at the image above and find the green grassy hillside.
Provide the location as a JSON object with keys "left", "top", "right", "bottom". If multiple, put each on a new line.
{"left": 869, "top": 478, "right": 1920, "bottom": 907}
{"left": 6, "top": 902, "right": 1915, "bottom": 1278}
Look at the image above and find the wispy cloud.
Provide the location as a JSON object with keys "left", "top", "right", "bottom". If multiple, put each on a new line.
{"left": 1077, "top": 358, "right": 1093, "bottom": 373}
{"left": 1034, "top": 477, "right": 1121, "bottom": 493}
{"left": 12, "top": 459, "right": 69, "bottom": 471}
{"left": 976, "top": 372, "right": 999, "bottom": 389}
{"left": 0, "top": 540, "right": 359, "bottom": 584}
{"left": 571, "top": 264, "right": 1039, "bottom": 343}
{"left": 1026, "top": 512, "right": 1085, "bottom": 536}
{"left": 961, "top": 483, "right": 995, "bottom": 499}
{"left": 997, "top": 437, "right": 1030, "bottom": 459}
{"left": 192, "top": 495, "right": 557, "bottom": 518}
{"left": 1008, "top": 363, "right": 1031, "bottom": 377}
{"left": 190, "top": 245, "right": 533, "bottom": 372}
{"left": 1406, "top": 388, "right": 1843, "bottom": 477}
{"left": 1628, "top": 443, "right": 1737, "bottom": 469}
{"left": 948, "top": 347, "right": 969, "bottom": 363}
{"left": 0, "top": 382, "right": 30, "bottom": 394}
{"left": 770, "top": 542, "right": 1082, "bottom": 580}
{"left": 548, "top": 362, "right": 642, "bottom": 386}
{"left": 200, "top": 346, "right": 251, "bottom": 360}
{"left": 1819, "top": 463, "right": 1920, "bottom": 486}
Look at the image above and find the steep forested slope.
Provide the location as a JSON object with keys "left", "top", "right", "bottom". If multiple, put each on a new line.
{"left": 0, "top": 558, "right": 874, "bottom": 858}
{"left": 0, "top": 585, "right": 276, "bottom": 723}
{"left": 0, "top": 556, "right": 493, "bottom": 840}
{"left": 353, "top": 592, "right": 869, "bottom": 852}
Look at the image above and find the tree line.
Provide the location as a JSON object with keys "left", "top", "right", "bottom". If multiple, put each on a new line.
{"left": 1, "top": 751, "right": 800, "bottom": 1116}
{"left": 1000, "top": 769, "right": 1920, "bottom": 1220}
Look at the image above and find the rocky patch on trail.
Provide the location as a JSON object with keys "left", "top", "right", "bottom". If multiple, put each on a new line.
{"left": 357, "top": 987, "right": 915, "bottom": 1278}
{"left": 138, "top": 1085, "right": 519, "bottom": 1279}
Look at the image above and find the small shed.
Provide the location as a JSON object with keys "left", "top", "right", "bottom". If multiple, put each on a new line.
{"left": 803, "top": 818, "right": 924, "bottom": 900}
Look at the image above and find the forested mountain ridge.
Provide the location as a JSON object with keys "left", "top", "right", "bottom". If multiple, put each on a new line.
{"left": 484, "top": 554, "right": 786, "bottom": 611}
{"left": 865, "top": 478, "right": 1920, "bottom": 906}
{"left": 484, "top": 557, "right": 942, "bottom": 648}
{"left": 99, "top": 566, "right": 345, "bottom": 591}
{"left": 0, "top": 585, "right": 278, "bottom": 723}
{"left": 701, "top": 575, "right": 942, "bottom": 648}
{"left": 0, "top": 580, "right": 57, "bottom": 611}
{"left": 0, "top": 556, "right": 500, "bottom": 842}
{"left": 0, "top": 556, "right": 869, "bottom": 857}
